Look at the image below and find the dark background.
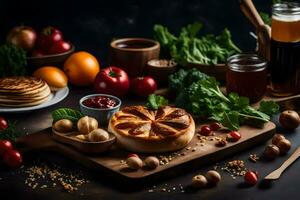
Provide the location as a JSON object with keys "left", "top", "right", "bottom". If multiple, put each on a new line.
{"left": 1, "top": 1, "right": 288, "bottom": 200}
{"left": 0, "top": 0, "right": 271, "bottom": 65}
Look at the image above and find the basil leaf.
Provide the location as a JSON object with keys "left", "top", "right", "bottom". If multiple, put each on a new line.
{"left": 51, "top": 108, "right": 83, "bottom": 123}
{"left": 146, "top": 94, "right": 169, "bottom": 110}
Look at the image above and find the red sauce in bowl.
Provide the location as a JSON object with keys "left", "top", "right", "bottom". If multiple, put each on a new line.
{"left": 82, "top": 96, "right": 117, "bottom": 109}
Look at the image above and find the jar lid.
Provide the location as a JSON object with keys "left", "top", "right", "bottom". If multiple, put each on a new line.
{"left": 227, "top": 54, "right": 267, "bottom": 72}
{"left": 273, "top": 2, "right": 300, "bottom": 21}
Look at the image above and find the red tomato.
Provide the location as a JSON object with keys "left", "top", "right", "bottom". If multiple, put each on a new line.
{"left": 210, "top": 122, "right": 221, "bottom": 131}
{"left": 199, "top": 125, "right": 212, "bottom": 136}
{"left": 3, "top": 150, "right": 22, "bottom": 168}
{"left": 130, "top": 76, "right": 157, "bottom": 97}
{"left": 37, "top": 26, "right": 63, "bottom": 52}
{"left": 229, "top": 131, "right": 241, "bottom": 142}
{"left": 0, "top": 140, "right": 13, "bottom": 156}
{"left": 244, "top": 171, "right": 258, "bottom": 185}
{"left": 48, "top": 41, "right": 71, "bottom": 54}
{"left": 0, "top": 116, "right": 8, "bottom": 130}
{"left": 94, "top": 66, "right": 129, "bottom": 97}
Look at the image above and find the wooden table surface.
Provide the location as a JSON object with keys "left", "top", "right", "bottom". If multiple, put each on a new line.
{"left": 1, "top": 86, "right": 300, "bottom": 200}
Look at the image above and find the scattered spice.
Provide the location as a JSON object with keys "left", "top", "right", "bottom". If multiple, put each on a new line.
{"left": 22, "top": 163, "right": 89, "bottom": 192}
{"left": 148, "top": 184, "right": 184, "bottom": 193}
{"left": 221, "top": 160, "right": 247, "bottom": 179}
{"left": 248, "top": 154, "right": 259, "bottom": 163}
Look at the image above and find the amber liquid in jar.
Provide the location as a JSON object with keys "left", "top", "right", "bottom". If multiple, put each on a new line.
{"left": 226, "top": 54, "right": 267, "bottom": 103}
{"left": 270, "top": 3, "right": 300, "bottom": 96}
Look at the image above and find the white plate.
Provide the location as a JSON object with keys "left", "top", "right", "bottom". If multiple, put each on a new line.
{"left": 0, "top": 87, "right": 69, "bottom": 113}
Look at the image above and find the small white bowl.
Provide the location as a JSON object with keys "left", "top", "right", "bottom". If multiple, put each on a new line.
{"left": 79, "top": 94, "right": 121, "bottom": 125}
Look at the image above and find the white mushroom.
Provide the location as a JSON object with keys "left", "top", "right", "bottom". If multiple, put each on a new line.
{"left": 88, "top": 129, "right": 109, "bottom": 142}
{"left": 77, "top": 116, "right": 98, "bottom": 135}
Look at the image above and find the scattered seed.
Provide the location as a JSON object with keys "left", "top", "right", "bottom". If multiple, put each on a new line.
{"left": 248, "top": 154, "right": 259, "bottom": 163}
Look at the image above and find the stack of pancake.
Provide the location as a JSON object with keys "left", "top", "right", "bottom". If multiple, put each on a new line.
{"left": 0, "top": 77, "right": 51, "bottom": 107}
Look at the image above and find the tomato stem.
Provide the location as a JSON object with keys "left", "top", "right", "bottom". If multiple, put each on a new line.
{"left": 108, "top": 69, "right": 119, "bottom": 78}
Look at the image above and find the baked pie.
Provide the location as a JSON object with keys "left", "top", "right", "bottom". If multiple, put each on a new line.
{"left": 108, "top": 105, "right": 195, "bottom": 153}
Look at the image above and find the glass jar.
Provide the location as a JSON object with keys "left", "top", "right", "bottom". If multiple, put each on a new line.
{"left": 226, "top": 54, "right": 268, "bottom": 103}
{"left": 270, "top": 2, "right": 300, "bottom": 96}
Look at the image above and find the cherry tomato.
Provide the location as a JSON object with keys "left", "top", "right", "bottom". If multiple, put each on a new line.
{"left": 130, "top": 76, "right": 157, "bottom": 97}
{"left": 199, "top": 125, "right": 212, "bottom": 136}
{"left": 48, "top": 41, "right": 71, "bottom": 54}
{"left": 0, "top": 140, "right": 13, "bottom": 156}
{"left": 37, "top": 26, "right": 63, "bottom": 52}
{"left": 0, "top": 116, "right": 8, "bottom": 130}
{"left": 228, "top": 131, "right": 241, "bottom": 142}
{"left": 3, "top": 150, "right": 22, "bottom": 168}
{"left": 127, "top": 154, "right": 139, "bottom": 158}
{"left": 244, "top": 171, "right": 258, "bottom": 185}
{"left": 94, "top": 66, "right": 129, "bottom": 97}
{"left": 210, "top": 122, "right": 222, "bottom": 131}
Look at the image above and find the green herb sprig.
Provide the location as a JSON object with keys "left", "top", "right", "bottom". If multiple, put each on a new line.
{"left": 146, "top": 94, "right": 169, "bottom": 110}
{"left": 0, "top": 121, "right": 25, "bottom": 142}
{"left": 51, "top": 108, "right": 83, "bottom": 123}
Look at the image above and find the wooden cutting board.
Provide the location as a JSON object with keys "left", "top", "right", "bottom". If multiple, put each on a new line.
{"left": 16, "top": 122, "right": 276, "bottom": 182}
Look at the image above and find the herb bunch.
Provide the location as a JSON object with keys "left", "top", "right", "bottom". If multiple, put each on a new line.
{"left": 0, "top": 44, "right": 27, "bottom": 78}
{"left": 154, "top": 23, "right": 241, "bottom": 65}
{"left": 169, "top": 69, "right": 279, "bottom": 130}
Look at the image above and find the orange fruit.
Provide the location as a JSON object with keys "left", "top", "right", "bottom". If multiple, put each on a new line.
{"left": 63, "top": 51, "right": 100, "bottom": 86}
{"left": 33, "top": 66, "right": 68, "bottom": 91}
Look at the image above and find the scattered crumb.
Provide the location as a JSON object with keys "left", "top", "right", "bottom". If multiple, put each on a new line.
{"left": 248, "top": 154, "right": 259, "bottom": 163}
{"left": 22, "top": 163, "right": 89, "bottom": 192}
{"left": 220, "top": 160, "right": 247, "bottom": 179}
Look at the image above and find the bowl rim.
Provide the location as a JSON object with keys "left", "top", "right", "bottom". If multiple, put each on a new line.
{"left": 147, "top": 59, "right": 178, "bottom": 68}
{"left": 110, "top": 38, "right": 160, "bottom": 52}
{"left": 79, "top": 94, "right": 122, "bottom": 111}
{"left": 27, "top": 44, "right": 75, "bottom": 60}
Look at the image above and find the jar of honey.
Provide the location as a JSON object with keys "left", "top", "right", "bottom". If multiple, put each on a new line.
{"left": 270, "top": 2, "right": 300, "bottom": 96}
{"left": 226, "top": 54, "right": 267, "bottom": 103}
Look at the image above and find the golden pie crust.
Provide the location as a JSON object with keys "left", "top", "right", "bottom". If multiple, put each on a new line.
{"left": 108, "top": 106, "right": 195, "bottom": 153}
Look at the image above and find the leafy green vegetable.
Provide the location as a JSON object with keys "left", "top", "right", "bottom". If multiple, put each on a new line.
{"left": 258, "top": 101, "right": 280, "bottom": 116}
{"left": 154, "top": 23, "right": 241, "bottom": 65}
{"left": 260, "top": 12, "right": 272, "bottom": 26}
{"left": 0, "top": 44, "right": 27, "bottom": 77}
{"left": 168, "top": 68, "right": 209, "bottom": 93}
{"left": 146, "top": 94, "right": 169, "bottom": 110}
{"left": 169, "top": 69, "right": 279, "bottom": 130}
{"left": 0, "top": 121, "right": 25, "bottom": 142}
{"left": 52, "top": 108, "right": 84, "bottom": 123}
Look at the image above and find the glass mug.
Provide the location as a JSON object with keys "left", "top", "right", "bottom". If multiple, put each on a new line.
{"left": 226, "top": 54, "right": 268, "bottom": 103}
{"left": 270, "top": 2, "right": 300, "bottom": 96}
